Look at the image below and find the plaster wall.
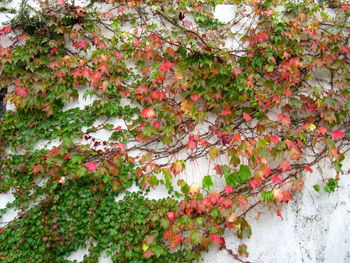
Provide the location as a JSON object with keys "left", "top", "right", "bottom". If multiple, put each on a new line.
{"left": 1, "top": 3, "right": 350, "bottom": 263}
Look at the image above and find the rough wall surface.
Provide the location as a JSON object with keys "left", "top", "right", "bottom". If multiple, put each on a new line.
{"left": 1, "top": 3, "right": 349, "bottom": 263}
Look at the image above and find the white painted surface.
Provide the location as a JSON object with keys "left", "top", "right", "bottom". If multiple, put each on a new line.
{"left": 1, "top": 3, "right": 350, "bottom": 263}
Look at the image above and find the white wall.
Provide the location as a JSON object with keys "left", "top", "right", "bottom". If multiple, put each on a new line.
{"left": 1, "top": 3, "right": 350, "bottom": 263}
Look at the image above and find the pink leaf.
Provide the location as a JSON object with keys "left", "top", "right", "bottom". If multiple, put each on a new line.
{"left": 221, "top": 108, "right": 232, "bottom": 116}
{"left": 15, "top": 87, "right": 28, "bottom": 97}
{"left": 278, "top": 113, "right": 291, "bottom": 126}
{"left": 85, "top": 162, "right": 97, "bottom": 172}
{"left": 304, "top": 166, "right": 313, "bottom": 173}
{"left": 153, "top": 120, "right": 161, "bottom": 129}
{"left": 331, "top": 130, "right": 345, "bottom": 139}
{"left": 190, "top": 94, "right": 201, "bottom": 102}
{"left": 243, "top": 112, "right": 252, "bottom": 122}
{"left": 272, "top": 176, "right": 283, "bottom": 184}
{"left": 141, "top": 107, "right": 156, "bottom": 119}
{"left": 224, "top": 185, "right": 234, "bottom": 195}
{"left": 237, "top": 196, "right": 248, "bottom": 209}
{"left": 279, "top": 160, "right": 290, "bottom": 172}
{"left": 317, "top": 126, "right": 327, "bottom": 135}
{"left": 159, "top": 60, "right": 173, "bottom": 73}
{"left": 276, "top": 209, "right": 283, "bottom": 220}
{"left": 270, "top": 136, "right": 279, "bottom": 144}
{"left": 249, "top": 179, "right": 259, "bottom": 190}
{"left": 166, "top": 211, "right": 175, "bottom": 222}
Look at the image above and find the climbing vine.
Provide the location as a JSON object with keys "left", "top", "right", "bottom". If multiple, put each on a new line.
{"left": 0, "top": 0, "right": 349, "bottom": 262}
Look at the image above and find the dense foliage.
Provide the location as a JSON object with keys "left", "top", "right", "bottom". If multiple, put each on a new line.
{"left": 0, "top": 0, "right": 349, "bottom": 262}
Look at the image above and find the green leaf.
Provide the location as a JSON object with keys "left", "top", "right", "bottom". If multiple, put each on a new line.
{"left": 202, "top": 175, "right": 213, "bottom": 190}
{"left": 313, "top": 185, "right": 321, "bottom": 192}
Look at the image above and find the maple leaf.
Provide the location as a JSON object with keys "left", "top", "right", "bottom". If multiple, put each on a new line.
{"left": 141, "top": 107, "right": 156, "bottom": 119}
{"left": 209, "top": 233, "right": 225, "bottom": 246}
{"left": 237, "top": 196, "right": 248, "bottom": 209}
{"left": 151, "top": 91, "right": 166, "bottom": 101}
{"left": 159, "top": 60, "right": 173, "bottom": 72}
{"left": 63, "top": 154, "right": 72, "bottom": 160}
{"left": 272, "top": 176, "right": 283, "bottom": 184}
{"left": 249, "top": 179, "right": 259, "bottom": 190}
{"left": 224, "top": 185, "right": 234, "bottom": 195}
{"left": 279, "top": 160, "right": 291, "bottom": 172}
{"left": 276, "top": 209, "right": 283, "bottom": 220}
{"left": 188, "top": 136, "right": 197, "bottom": 151}
{"left": 170, "top": 160, "right": 184, "bottom": 175}
{"left": 270, "top": 136, "right": 279, "bottom": 144}
{"left": 221, "top": 108, "right": 232, "bottom": 116}
{"left": 143, "top": 249, "right": 154, "bottom": 258}
{"left": 15, "top": 87, "right": 29, "bottom": 97}
{"left": 71, "top": 69, "right": 82, "bottom": 78}
{"left": 304, "top": 166, "right": 313, "bottom": 173}
{"left": 243, "top": 112, "right": 252, "bottom": 122}
{"left": 73, "top": 41, "right": 87, "bottom": 49}
{"left": 282, "top": 190, "right": 293, "bottom": 202}
{"left": 152, "top": 120, "right": 161, "bottom": 129}
{"left": 189, "top": 183, "right": 200, "bottom": 196}
{"left": 85, "top": 162, "right": 97, "bottom": 172}
{"left": 166, "top": 211, "right": 175, "bottom": 222}
{"left": 278, "top": 113, "right": 291, "bottom": 126}
{"left": 331, "top": 130, "right": 345, "bottom": 139}
{"left": 317, "top": 126, "right": 327, "bottom": 135}
{"left": 273, "top": 189, "right": 284, "bottom": 202}
{"left": 255, "top": 31, "right": 268, "bottom": 43}
{"left": 50, "top": 47, "right": 59, "bottom": 55}
{"left": 190, "top": 94, "right": 201, "bottom": 102}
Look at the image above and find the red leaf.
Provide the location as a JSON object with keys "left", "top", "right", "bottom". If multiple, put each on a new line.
{"left": 15, "top": 87, "right": 28, "bottom": 97}
{"left": 209, "top": 233, "right": 225, "bottom": 246}
{"left": 270, "top": 136, "right": 279, "bottom": 144}
{"left": 304, "top": 166, "right": 313, "bottom": 173}
{"left": 224, "top": 185, "right": 234, "bottom": 195}
{"left": 276, "top": 209, "right": 283, "bottom": 220}
{"left": 152, "top": 120, "right": 161, "bottom": 129}
{"left": 221, "top": 108, "right": 232, "bottom": 116}
{"left": 272, "top": 176, "right": 283, "bottom": 184}
{"left": 317, "top": 126, "right": 327, "bottom": 135}
{"left": 249, "top": 179, "right": 259, "bottom": 190}
{"left": 278, "top": 113, "right": 291, "bottom": 126}
{"left": 159, "top": 60, "right": 173, "bottom": 73}
{"left": 85, "top": 162, "right": 97, "bottom": 172}
{"left": 135, "top": 85, "right": 147, "bottom": 94}
{"left": 188, "top": 136, "right": 197, "bottom": 151}
{"left": 237, "top": 196, "right": 248, "bottom": 209}
{"left": 243, "top": 112, "right": 252, "bottom": 122}
{"left": 167, "top": 211, "right": 175, "bottom": 222}
{"left": 331, "top": 130, "right": 345, "bottom": 139}
{"left": 279, "top": 160, "right": 290, "bottom": 172}
{"left": 282, "top": 190, "right": 293, "bottom": 202}
{"left": 50, "top": 47, "right": 59, "bottom": 55}
{"left": 255, "top": 31, "right": 268, "bottom": 43}
{"left": 141, "top": 107, "right": 156, "bottom": 119}
{"left": 190, "top": 94, "right": 201, "bottom": 102}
